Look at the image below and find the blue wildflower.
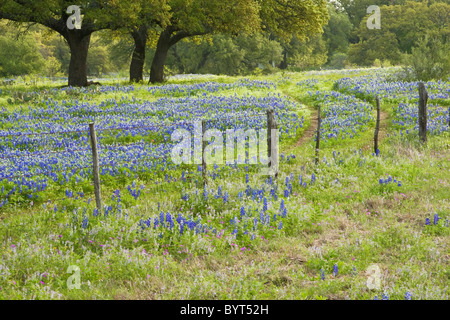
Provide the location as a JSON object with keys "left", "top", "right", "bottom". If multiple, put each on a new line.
{"left": 82, "top": 216, "right": 88, "bottom": 229}
{"left": 332, "top": 264, "right": 338, "bottom": 276}
{"left": 433, "top": 213, "right": 439, "bottom": 225}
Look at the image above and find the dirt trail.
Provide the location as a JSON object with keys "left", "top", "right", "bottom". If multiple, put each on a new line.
{"left": 293, "top": 107, "right": 318, "bottom": 148}
{"left": 283, "top": 92, "right": 391, "bottom": 153}
{"left": 282, "top": 92, "right": 319, "bottom": 150}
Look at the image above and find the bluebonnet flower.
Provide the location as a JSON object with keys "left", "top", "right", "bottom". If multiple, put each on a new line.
{"left": 320, "top": 269, "right": 325, "bottom": 280}
{"left": 203, "top": 186, "right": 208, "bottom": 201}
{"left": 245, "top": 174, "right": 249, "bottom": 184}
{"left": 82, "top": 216, "right": 88, "bottom": 229}
{"left": 263, "top": 197, "right": 268, "bottom": 212}
{"left": 373, "top": 296, "right": 379, "bottom": 300}
{"left": 278, "top": 221, "right": 282, "bottom": 229}
{"left": 382, "top": 294, "right": 389, "bottom": 300}
{"left": 332, "top": 264, "right": 338, "bottom": 276}
{"left": 433, "top": 213, "right": 440, "bottom": 225}
{"left": 180, "top": 223, "right": 184, "bottom": 235}
{"left": 251, "top": 234, "right": 255, "bottom": 240}
{"left": 240, "top": 206, "right": 246, "bottom": 217}
{"left": 232, "top": 228, "right": 238, "bottom": 236}
{"left": 405, "top": 292, "right": 412, "bottom": 300}
{"left": 425, "top": 218, "right": 430, "bottom": 225}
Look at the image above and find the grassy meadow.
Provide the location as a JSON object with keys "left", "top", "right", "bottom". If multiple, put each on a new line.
{"left": 0, "top": 68, "right": 449, "bottom": 300}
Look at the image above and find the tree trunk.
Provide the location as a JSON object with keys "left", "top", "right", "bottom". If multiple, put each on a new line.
{"left": 130, "top": 26, "right": 148, "bottom": 83}
{"left": 66, "top": 31, "right": 91, "bottom": 87}
{"left": 279, "top": 50, "right": 288, "bottom": 69}
{"left": 149, "top": 30, "right": 172, "bottom": 84}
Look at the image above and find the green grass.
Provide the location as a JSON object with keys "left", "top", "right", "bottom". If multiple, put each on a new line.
{"left": 0, "top": 68, "right": 449, "bottom": 300}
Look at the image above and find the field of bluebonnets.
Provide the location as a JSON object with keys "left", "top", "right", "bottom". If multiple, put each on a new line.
{"left": 0, "top": 68, "right": 449, "bottom": 300}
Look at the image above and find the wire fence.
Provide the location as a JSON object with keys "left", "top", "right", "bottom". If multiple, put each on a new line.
{"left": 0, "top": 110, "right": 281, "bottom": 209}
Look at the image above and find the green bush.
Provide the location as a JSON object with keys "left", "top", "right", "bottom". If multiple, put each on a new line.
{"left": 404, "top": 34, "right": 450, "bottom": 81}
{"left": 327, "top": 53, "right": 348, "bottom": 70}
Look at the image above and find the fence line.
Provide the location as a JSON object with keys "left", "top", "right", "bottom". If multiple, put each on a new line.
{"left": 0, "top": 110, "right": 280, "bottom": 208}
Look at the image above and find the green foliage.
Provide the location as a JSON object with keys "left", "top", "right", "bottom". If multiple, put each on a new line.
{"left": 288, "top": 35, "right": 328, "bottom": 69}
{"left": 0, "top": 24, "right": 46, "bottom": 76}
{"left": 348, "top": 1, "right": 450, "bottom": 67}
{"left": 323, "top": 4, "right": 353, "bottom": 62}
{"left": 403, "top": 33, "right": 450, "bottom": 81}
{"left": 166, "top": 33, "right": 283, "bottom": 75}
{"left": 326, "top": 52, "right": 348, "bottom": 70}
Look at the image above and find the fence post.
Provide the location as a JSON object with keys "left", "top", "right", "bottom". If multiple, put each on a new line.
{"left": 89, "top": 123, "right": 101, "bottom": 214}
{"left": 202, "top": 119, "right": 207, "bottom": 186}
{"left": 267, "top": 108, "right": 279, "bottom": 178}
{"left": 374, "top": 96, "right": 381, "bottom": 155}
{"left": 315, "top": 105, "right": 321, "bottom": 165}
{"left": 418, "top": 82, "right": 428, "bottom": 144}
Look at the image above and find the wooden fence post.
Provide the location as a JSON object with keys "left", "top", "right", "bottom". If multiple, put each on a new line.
{"left": 418, "top": 82, "right": 428, "bottom": 144}
{"left": 374, "top": 96, "right": 381, "bottom": 155}
{"left": 202, "top": 119, "right": 207, "bottom": 186}
{"left": 89, "top": 123, "right": 101, "bottom": 214}
{"left": 315, "top": 105, "right": 321, "bottom": 165}
{"left": 267, "top": 108, "right": 279, "bottom": 178}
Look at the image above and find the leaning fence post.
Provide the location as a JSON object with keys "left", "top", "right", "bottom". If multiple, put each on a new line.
{"left": 418, "top": 82, "right": 428, "bottom": 144}
{"left": 202, "top": 119, "right": 207, "bottom": 186}
{"left": 89, "top": 123, "right": 101, "bottom": 214}
{"left": 267, "top": 108, "right": 279, "bottom": 178}
{"left": 315, "top": 105, "right": 321, "bottom": 165}
{"left": 374, "top": 96, "right": 381, "bottom": 155}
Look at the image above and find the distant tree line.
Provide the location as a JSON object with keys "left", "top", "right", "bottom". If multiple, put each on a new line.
{"left": 0, "top": 0, "right": 449, "bottom": 84}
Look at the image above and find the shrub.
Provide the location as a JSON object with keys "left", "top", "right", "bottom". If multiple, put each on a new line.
{"left": 404, "top": 34, "right": 450, "bottom": 81}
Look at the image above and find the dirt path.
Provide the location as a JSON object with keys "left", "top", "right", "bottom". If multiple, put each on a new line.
{"left": 282, "top": 92, "right": 319, "bottom": 151}
{"left": 283, "top": 92, "right": 391, "bottom": 153}
{"left": 293, "top": 107, "right": 318, "bottom": 148}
